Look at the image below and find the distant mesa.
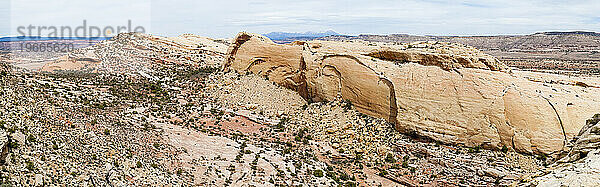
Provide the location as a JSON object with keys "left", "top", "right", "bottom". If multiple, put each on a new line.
{"left": 264, "top": 30, "right": 340, "bottom": 43}
{"left": 535, "top": 31, "right": 600, "bottom": 36}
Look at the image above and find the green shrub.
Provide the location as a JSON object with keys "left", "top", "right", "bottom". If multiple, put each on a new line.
{"left": 25, "top": 161, "right": 35, "bottom": 171}
{"left": 385, "top": 153, "right": 395, "bottom": 163}
{"left": 345, "top": 181, "right": 356, "bottom": 187}
{"left": 7, "top": 141, "right": 19, "bottom": 149}
{"left": 313, "top": 169, "right": 324, "bottom": 177}
{"left": 468, "top": 146, "right": 481, "bottom": 153}
{"left": 378, "top": 170, "right": 388, "bottom": 177}
{"left": 501, "top": 145, "right": 509, "bottom": 153}
{"left": 27, "top": 135, "right": 36, "bottom": 143}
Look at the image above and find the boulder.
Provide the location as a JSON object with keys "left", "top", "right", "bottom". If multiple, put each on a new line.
{"left": 224, "top": 32, "right": 600, "bottom": 154}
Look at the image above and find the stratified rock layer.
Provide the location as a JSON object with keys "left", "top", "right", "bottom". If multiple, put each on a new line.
{"left": 224, "top": 32, "right": 600, "bottom": 154}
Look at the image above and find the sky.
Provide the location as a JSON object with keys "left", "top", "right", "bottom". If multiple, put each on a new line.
{"left": 2, "top": 0, "right": 600, "bottom": 38}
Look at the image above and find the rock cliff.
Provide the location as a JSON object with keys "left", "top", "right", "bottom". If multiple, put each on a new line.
{"left": 224, "top": 32, "right": 600, "bottom": 154}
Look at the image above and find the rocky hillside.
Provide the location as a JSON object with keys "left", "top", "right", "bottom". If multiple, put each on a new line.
{"left": 0, "top": 33, "right": 355, "bottom": 186}
{"left": 40, "top": 33, "right": 229, "bottom": 76}
{"left": 226, "top": 32, "right": 600, "bottom": 155}
{"left": 0, "top": 32, "right": 546, "bottom": 186}
{"left": 1, "top": 32, "right": 599, "bottom": 186}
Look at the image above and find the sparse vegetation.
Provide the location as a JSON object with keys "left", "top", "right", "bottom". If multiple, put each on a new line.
{"left": 313, "top": 169, "right": 324, "bottom": 177}
{"left": 468, "top": 145, "right": 481, "bottom": 153}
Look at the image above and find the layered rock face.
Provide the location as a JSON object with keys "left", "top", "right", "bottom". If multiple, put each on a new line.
{"left": 533, "top": 114, "right": 600, "bottom": 186}
{"left": 224, "top": 32, "right": 600, "bottom": 154}
{"left": 555, "top": 114, "right": 600, "bottom": 163}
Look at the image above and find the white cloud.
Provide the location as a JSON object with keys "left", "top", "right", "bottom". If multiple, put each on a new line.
{"left": 3, "top": 0, "right": 600, "bottom": 38}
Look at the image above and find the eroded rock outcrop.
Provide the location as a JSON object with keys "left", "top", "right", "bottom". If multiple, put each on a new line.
{"left": 554, "top": 114, "right": 600, "bottom": 163}
{"left": 224, "top": 32, "right": 600, "bottom": 154}
{"left": 532, "top": 114, "right": 600, "bottom": 186}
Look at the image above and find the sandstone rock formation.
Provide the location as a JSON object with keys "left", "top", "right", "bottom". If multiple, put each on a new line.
{"left": 554, "top": 114, "right": 600, "bottom": 163}
{"left": 224, "top": 32, "right": 600, "bottom": 154}
{"left": 533, "top": 114, "right": 600, "bottom": 186}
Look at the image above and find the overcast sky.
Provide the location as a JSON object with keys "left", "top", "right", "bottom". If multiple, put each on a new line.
{"left": 2, "top": 0, "right": 600, "bottom": 38}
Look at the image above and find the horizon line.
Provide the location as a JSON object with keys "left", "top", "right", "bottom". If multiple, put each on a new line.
{"left": 2, "top": 30, "right": 599, "bottom": 39}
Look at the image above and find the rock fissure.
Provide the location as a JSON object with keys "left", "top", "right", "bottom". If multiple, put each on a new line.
{"left": 244, "top": 58, "right": 268, "bottom": 71}
{"left": 541, "top": 95, "right": 568, "bottom": 146}
{"left": 379, "top": 77, "right": 399, "bottom": 124}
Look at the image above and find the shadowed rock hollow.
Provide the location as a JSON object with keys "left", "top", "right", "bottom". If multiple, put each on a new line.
{"left": 225, "top": 32, "right": 600, "bottom": 155}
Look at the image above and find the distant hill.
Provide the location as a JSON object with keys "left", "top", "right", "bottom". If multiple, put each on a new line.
{"left": 264, "top": 30, "right": 339, "bottom": 43}
{"left": 536, "top": 31, "right": 600, "bottom": 36}
{"left": 321, "top": 31, "right": 600, "bottom": 52}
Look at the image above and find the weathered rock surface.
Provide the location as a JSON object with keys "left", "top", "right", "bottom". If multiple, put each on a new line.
{"left": 555, "top": 114, "right": 600, "bottom": 163}
{"left": 532, "top": 114, "right": 600, "bottom": 186}
{"left": 224, "top": 32, "right": 600, "bottom": 154}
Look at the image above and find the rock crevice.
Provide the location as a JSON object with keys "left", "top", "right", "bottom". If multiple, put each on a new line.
{"left": 533, "top": 114, "right": 600, "bottom": 186}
